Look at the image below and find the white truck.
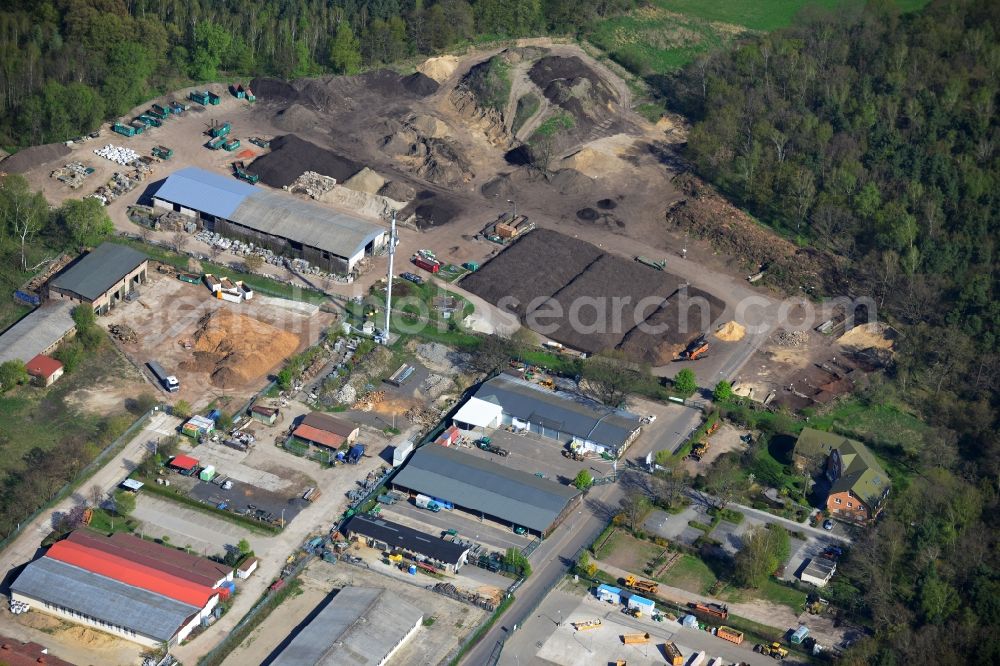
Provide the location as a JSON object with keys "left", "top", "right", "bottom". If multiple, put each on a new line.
{"left": 414, "top": 494, "right": 441, "bottom": 512}
{"left": 147, "top": 360, "right": 180, "bottom": 392}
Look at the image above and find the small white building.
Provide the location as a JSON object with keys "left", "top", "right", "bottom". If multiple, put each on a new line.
{"left": 800, "top": 557, "right": 836, "bottom": 587}
{"left": 452, "top": 397, "right": 503, "bottom": 433}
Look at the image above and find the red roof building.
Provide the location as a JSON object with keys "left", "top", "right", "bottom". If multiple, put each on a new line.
{"left": 293, "top": 423, "right": 345, "bottom": 449}
{"left": 169, "top": 454, "right": 199, "bottom": 471}
{"left": 25, "top": 354, "right": 64, "bottom": 386}
{"left": 0, "top": 637, "right": 75, "bottom": 666}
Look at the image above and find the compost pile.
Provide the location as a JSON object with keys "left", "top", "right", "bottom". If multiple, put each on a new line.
{"left": 181, "top": 310, "right": 299, "bottom": 387}
{"left": 528, "top": 56, "right": 618, "bottom": 134}
{"left": 463, "top": 229, "right": 720, "bottom": 361}
{"left": 250, "top": 135, "right": 361, "bottom": 187}
{"left": 1, "top": 142, "right": 71, "bottom": 173}
{"left": 379, "top": 116, "right": 474, "bottom": 187}
{"left": 400, "top": 190, "right": 464, "bottom": 228}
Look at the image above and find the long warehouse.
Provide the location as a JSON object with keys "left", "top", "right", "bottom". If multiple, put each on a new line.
{"left": 391, "top": 444, "right": 580, "bottom": 537}
{"left": 152, "top": 167, "right": 387, "bottom": 273}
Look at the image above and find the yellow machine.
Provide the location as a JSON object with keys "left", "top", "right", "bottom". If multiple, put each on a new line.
{"left": 621, "top": 633, "right": 651, "bottom": 645}
{"left": 624, "top": 575, "right": 659, "bottom": 595}
{"left": 572, "top": 619, "right": 602, "bottom": 631}
{"left": 755, "top": 642, "right": 789, "bottom": 659}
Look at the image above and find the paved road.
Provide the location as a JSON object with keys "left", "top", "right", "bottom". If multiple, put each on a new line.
{"left": 685, "top": 489, "right": 854, "bottom": 543}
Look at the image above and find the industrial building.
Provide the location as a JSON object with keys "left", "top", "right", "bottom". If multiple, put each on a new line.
{"left": 270, "top": 586, "right": 422, "bottom": 666}
{"left": 48, "top": 243, "right": 148, "bottom": 314}
{"left": 344, "top": 514, "right": 471, "bottom": 572}
{"left": 452, "top": 374, "right": 643, "bottom": 458}
{"left": 0, "top": 301, "right": 75, "bottom": 364}
{"left": 152, "top": 167, "right": 387, "bottom": 273}
{"left": 392, "top": 444, "right": 581, "bottom": 537}
{"left": 293, "top": 412, "right": 360, "bottom": 450}
{"left": 10, "top": 531, "right": 233, "bottom": 647}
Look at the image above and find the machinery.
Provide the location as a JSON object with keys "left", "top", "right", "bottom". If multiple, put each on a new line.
{"left": 717, "top": 626, "right": 744, "bottom": 645}
{"left": 152, "top": 145, "right": 173, "bottom": 160}
{"left": 687, "top": 601, "right": 729, "bottom": 619}
{"left": 677, "top": 336, "right": 710, "bottom": 361}
{"left": 624, "top": 575, "right": 659, "bottom": 595}
{"left": 209, "top": 121, "right": 231, "bottom": 138}
{"left": 663, "top": 642, "right": 684, "bottom": 666}
{"left": 689, "top": 441, "right": 709, "bottom": 461}
{"left": 572, "top": 619, "right": 601, "bottom": 631}
{"left": 562, "top": 449, "right": 585, "bottom": 461}
{"left": 755, "top": 642, "right": 789, "bottom": 660}
{"left": 635, "top": 256, "right": 666, "bottom": 271}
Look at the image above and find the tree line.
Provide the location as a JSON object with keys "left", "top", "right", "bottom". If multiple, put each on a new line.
{"left": 0, "top": 0, "right": 636, "bottom": 148}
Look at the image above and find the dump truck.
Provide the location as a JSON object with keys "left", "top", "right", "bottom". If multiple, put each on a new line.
{"left": 572, "top": 619, "right": 601, "bottom": 631}
{"left": 663, "top": 642, "right": 684, "bottom": 666}
{"left": 232, "top": 161, "right": 260, "bottom": 183}
{"left": 677, "top": 336, "right": 710, "bottom": 361}
{"left": 688, "top": 601, "right": 729, "bottom": 619}
{"left": 222, "top": 138, "right": 241, "bottom": 151}
{"left": 621, "top": 633, "right": 650, "bottom": 645}
{"left": 210, "top": 121, "right": 232, "bottom": 138}
{"left": 625, "top": 575, "right": 659, "bottom": 595}
{"left": 152, "top": 145, "right": 173, "bottom": 160}
{"left": 755, "top": 642, "right": 789, "bottom": 659}
{"left": 112, "top": 123, "right": 136, "bottom": 137}
{"left": 717, "top": 626, "right": 744, "bottom": 645}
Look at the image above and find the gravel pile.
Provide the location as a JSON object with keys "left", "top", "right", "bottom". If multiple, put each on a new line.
{"left": 774, "top": 330, "right": 809, "bottom": 347}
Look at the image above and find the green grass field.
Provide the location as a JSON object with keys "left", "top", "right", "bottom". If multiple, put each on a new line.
{"left": 658, "top": 553, "right": 717, "bottom": 594}
{"left": 588, "top": 0, "right": 931, "bottom": 75}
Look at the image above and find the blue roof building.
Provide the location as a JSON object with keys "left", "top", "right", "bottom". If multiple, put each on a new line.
{"left": 153, "top": 167, "right": 387, "bottom": 273}
{"left": 626, "top": 594, "right": 656, "bottom": 612}
{"left": 596, "top": 584, "right": 621, "bottom": 604}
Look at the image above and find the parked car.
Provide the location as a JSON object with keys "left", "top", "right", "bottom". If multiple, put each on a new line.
{"left": 822, "top": 519, "right": 834, "bottom": 531}
{"left": 401, "top": 272, "right": 423, "bottom": 285}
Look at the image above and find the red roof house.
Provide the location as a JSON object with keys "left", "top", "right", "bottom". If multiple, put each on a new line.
{"left": 0, "top": 637, "right": 75, "bottom": 666}
{"left": 169, "top": 454, "right": 199, "bottom": 471}
{"left": 293, "top": 423, "right": 345, "bottom": 449}
{"left": 25, "top": 354, "right": 64, "bottom": 386}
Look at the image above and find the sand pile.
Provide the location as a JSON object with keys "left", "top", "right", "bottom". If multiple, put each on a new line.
{"left": 378, "top": 180, "right": 416, "bottom": 201}
{"left": 343, "top": 167, "right": 387, "bottom": 194}
{"left": 838, "top": 322, "right": 895, "bottom": 349}
{"left": 182, "top": 310, "right": 299, "bottom": 387}
{"left": 408, "top": 113, "right": 451, "bottom": 138}
{"left": 318, "top": 185, "right": 404, "bottom": 220}
{"left": 715, "top": 321, "right": 746, "bottom": 341}
{"left": 62, "top": 625, "right": 118, "bottom": 648}
{"left": 418, "top": 55, "right": 460, "bottom": 82}
{"left": 560, "top": 147, "right": 629, "bottom": 178}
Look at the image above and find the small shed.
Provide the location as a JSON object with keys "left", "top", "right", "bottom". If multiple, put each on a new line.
{"left": 25, "top": 354, "right": 64, "bottom": 387}
{"left": 392, "top": 441, "right": 414, "bottom": 467}
{"left": 169, "top": 455, "right": 199, "bottom": 472}
{"left": 435, "top": 425, "right": 461, "bottom": 447}
{"left": 790, "top": 625, "right": 810, "bottom": 645}
{"left": 120, "top": 479, "right": 144, "bottom": 493}
{"left": 596, "top": 584, "right": 621, "bottom": 604}
{"left": 236, "top": 556, "right": 259, "bottom": 579}
{"left": 681, "top": 614, "right": 699, "bottom": 628}
{"left": 182, "top": 415, "right": 215, "bottom": 438}
{"left": 199, "top": 465, "right": 216, "bottom": 482}
{"left": 800, "top": 557, "right": 836, "bottom": 588}
{"left": 251, "top": 405, "right": 278, "bottom": 425}
{"left": 627, "top": 594, "right": 655, "bottom": 614}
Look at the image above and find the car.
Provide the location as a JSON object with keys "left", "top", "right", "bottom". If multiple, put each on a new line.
{"left": 400, "top": 272, "right": 423, "bottom": 285}
{"left": 513, "top": 526, "right": 527, "bottom": 535}
{"left": 822, "top": 519, "right": 834, "bottom": 531}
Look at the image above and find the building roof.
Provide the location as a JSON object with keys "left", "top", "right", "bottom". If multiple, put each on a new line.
{"left": 237, "top": 556, "right": 259, "bottom": 572}
{"left": 627, "top": 594, "right": 655, "bottom": 608}
{"left": 794, "top": 428, "right": 889, "bottom": 508}
{"left": 802, "top": 557, "right": 836, "bottom": 581}
{"left": 271, "top": 587, "right": 422, "bottom": 666}
{"left": 46, "top": 539, "right": 216, "bottom": 607}
{"left": 344, "top": 515, "right": 469, "bottom": 566}
{"left": 169, "top": 455, "right": 199, "bottom": 470}
{"left": 11, "top": 557, "right": 200, "bottom": 643}
{"left": 474, "top": 374, "right": 642, "bottom": 451}
{"left": 0, "top": 301, "right": 75, "bottom": 365}
{"left": 293, "top": 424, "right": 345, "bottom": 449}
{"left": 251, "top": 405, "right": 278, "bottom": 416}
{"left": 301, "top": 412, "right": 358, "bottom": 437}
{"left": 25, "top": 354, "right": 63, "bottom": 378}
{"left": 597, "top": 584, "right": 621, "bottom": 595}
{"left": 154, "top": 168, "right": 386, "bottom": 261}
{"left": 392, "top": 445, "right": 579, "bottom": 533}
{"left": 453, "top": 397, "right": 503, "bottom": 428}
{"left": 0, "top": 636, "right": 76, "bottom": 666}
{"left": 49, "top": 243, "right": 147, "bottom": 301}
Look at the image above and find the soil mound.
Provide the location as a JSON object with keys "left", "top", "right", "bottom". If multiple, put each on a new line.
{"left": 402, "top": 72, "right": 440, "bottom": 96}
{"left": 182, "top": 310, "right": 299, "bottom": 388}
{"left": 402, "top": 190, "right": 464, "bottom": 228}
{"left": 251, "top": 134, "right": 361, "bottom": 187}
{"left": 838, "top": 322, "right": 895, "bottom": 349}
{"left": 481, "top": 173, "right": 514, "bottom": 199}
{"left": 529, "top": 56, "right": 617, "bottom": 129}
{"left": 250, "top": 77, "right": 299, "bottom": 103}
{"left": 273, "top": 103, "right": 320, "bottom": 132}
{"left": 597, "top": 198, "right": 618, "bottom": 209}
{"left": 379, "top": 117, "right": 474, "bottom": 187}
{"left": 1, "top": 142, "right": 71, "bottom": 173}
{"left": 378, "top": 180, "right": 416, "bottom": 201}
{"left": 548, "top": 168, "right": 595, "bottom": 196}
{"left": 560, "top": 146, "right": 629, "bottom": 178}
{"left": 343, "top": 167, "right": 387, "bottom": 194}
{"left": 715, "top": 321, "right": 746, "bottom": 341}
{"left": 418, "top": 55, "right": 460, "bottom": 82}
{"left": 577, "top": 207, "right": 598, "bottom": 221}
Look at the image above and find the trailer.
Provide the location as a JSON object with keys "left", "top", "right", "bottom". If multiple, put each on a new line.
{"left": 152, "top": 145, "right": 173, "bottom": 160}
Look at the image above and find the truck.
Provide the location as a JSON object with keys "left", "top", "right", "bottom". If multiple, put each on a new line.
{"left": 677, "top": 336, "right": 710, "bottom": 361}
{"left": 663, "top": 642, "right": 684, "bottom": 666}
{"left": 621, "top": 633, "right": 650, "bottom": 645}
{"left": 755, "top": 642, "right": 789, "bottom": 660}
{"left": 148, "top": 360, "right": 180, "bottom": 392}
{"left": 624, "top": 575, "right": 659, "bottom": 595}
{"left": 412, "top": 256, "right": 440, "bottom": 273}
{"left": 688, "top": 601, "right": 729, "bottom": 619}
{"left": 414, "top": 494, "right": 441, "bottom": 512}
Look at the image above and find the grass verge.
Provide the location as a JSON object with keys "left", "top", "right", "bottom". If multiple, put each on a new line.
{"left": 448, "top": 593, "right": 515, "bottom": 666}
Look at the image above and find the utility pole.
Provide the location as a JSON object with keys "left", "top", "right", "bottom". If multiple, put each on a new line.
{"left": 382, "top": 211, "right": 397, "bottom": 344}
{"left": 507, "top": 199, "right": 517, "bottom": 219}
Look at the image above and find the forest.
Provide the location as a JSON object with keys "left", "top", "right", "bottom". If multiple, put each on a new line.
{"left": 0, "top": 0, "right": 637, "bottom": 148}
{"left": 667, "top": 1, "right": 998, "bottom": 662}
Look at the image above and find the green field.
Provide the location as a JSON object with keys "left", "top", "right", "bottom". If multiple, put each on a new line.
{"left": 658, "top": 553, "right": 717, "bottom": 594}
{"left": 588, "top": 0, "right": 930, "bottom": 75}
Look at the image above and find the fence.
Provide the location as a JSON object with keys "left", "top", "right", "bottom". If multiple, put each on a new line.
{"left": 0, "top": 408, "right": 157, "bottom": 554}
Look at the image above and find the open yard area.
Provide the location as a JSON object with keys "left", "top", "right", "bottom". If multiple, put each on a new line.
{"left": 103, "top": 269, "right": 333, "bottom": 408}
{"left": 222, "top": 558, "right": 488, "bottom": 666}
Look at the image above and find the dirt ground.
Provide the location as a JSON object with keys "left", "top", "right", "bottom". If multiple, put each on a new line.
{"left": 680, "top": 422, "right": 746, "bottom": 476}
{"left": 222, "top": 558, "right": 487, "bottom": 666}
{"left": 102, "top": 272, "right": 333, "bottom": 408}
{"left": 0, "top": 605, "right": 143, "bottom": 666}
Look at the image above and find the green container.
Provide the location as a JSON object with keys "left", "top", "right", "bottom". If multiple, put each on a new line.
{"left": 462, "top": 262, "right": 480, "bottom": 271}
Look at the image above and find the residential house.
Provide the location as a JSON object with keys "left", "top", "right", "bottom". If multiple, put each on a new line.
{"left": 794, "top": 428, "right": 890, "bottom": 523}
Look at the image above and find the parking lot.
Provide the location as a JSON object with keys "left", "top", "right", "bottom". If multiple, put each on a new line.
{"left": 131, "top": 493, "right": 253, "bottom": 556}
{"left": 460, "top": 428, "right": 615, "bottom": 485}
{"left": 380, "top": 498, "right": 534, "bottom": 553}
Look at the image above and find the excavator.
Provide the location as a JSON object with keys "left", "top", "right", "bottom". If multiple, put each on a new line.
{"left": 675, "top": 336, "right": 709, "bottom": 361}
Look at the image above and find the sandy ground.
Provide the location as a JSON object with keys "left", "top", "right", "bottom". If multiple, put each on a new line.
{"left": 681, "top": 422, "right": 746, "bottom": 476}
{"left": 222, "top": 558, "right": 488, "bottom": 666}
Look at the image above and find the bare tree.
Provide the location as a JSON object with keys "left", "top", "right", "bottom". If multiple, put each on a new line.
{"left": 582, "top": 351, "right": 647, "bottom": 408}
{"left": 653, "top": 467, "right": 687, "bottom": 509}
{"left": 243, "top": 254, "right": 264, "bottom": 273}
{"left": 89, "top": 484, "right": 104, "bottom": 508}
{"left": 171, "top": 230, "right": 188, "bottom": 254}
{"left": 619, "top": 491, "right": 650, "bottom": 531}
{"left": 0, "top": 176, "right": 46, "bottom": 270}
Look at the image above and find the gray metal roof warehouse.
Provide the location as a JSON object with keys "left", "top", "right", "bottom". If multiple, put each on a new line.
{"left": 48, "top": 242, "right": 147, "bottom": 301}
{"left": 10, "top": 557, "right": 199, "bottom": 643}
{"left": 0, "top": 300, "right": 75, "bottom": 364}
{"left": 473, "top": 374, "right": 642, "bottom": 452}
{"left": 392, "top": 445, "right": 580, "bottom": 534}
{"left": 271, "top": 587, "right": 422, "bottom": 666}
{"left": 344, "top": 515, "right": 469, "bottom": 568}
{"left": 153, "top": 167, "right": 386, "bottom": 264}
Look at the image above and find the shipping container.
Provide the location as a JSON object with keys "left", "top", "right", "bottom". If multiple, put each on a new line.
{"left": 413, "top": 256, "right": 440, "bottom": 273}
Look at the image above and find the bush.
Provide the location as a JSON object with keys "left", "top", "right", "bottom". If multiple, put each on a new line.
{"left": 574, "top": 469, "right": 594, "bottom": 490}
{"left": 0, "top": 359, "right": 28, "bottom": 391}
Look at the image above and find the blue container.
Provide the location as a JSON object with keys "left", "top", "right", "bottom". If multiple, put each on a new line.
{"left": 226, "top": 581, "right": 236, "bottom": 594}
{"left": 207, "top": 409, "right": 221, "bottom": 422}
{"left": 408, "top": 565, "right": 417, "bottom": 575}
